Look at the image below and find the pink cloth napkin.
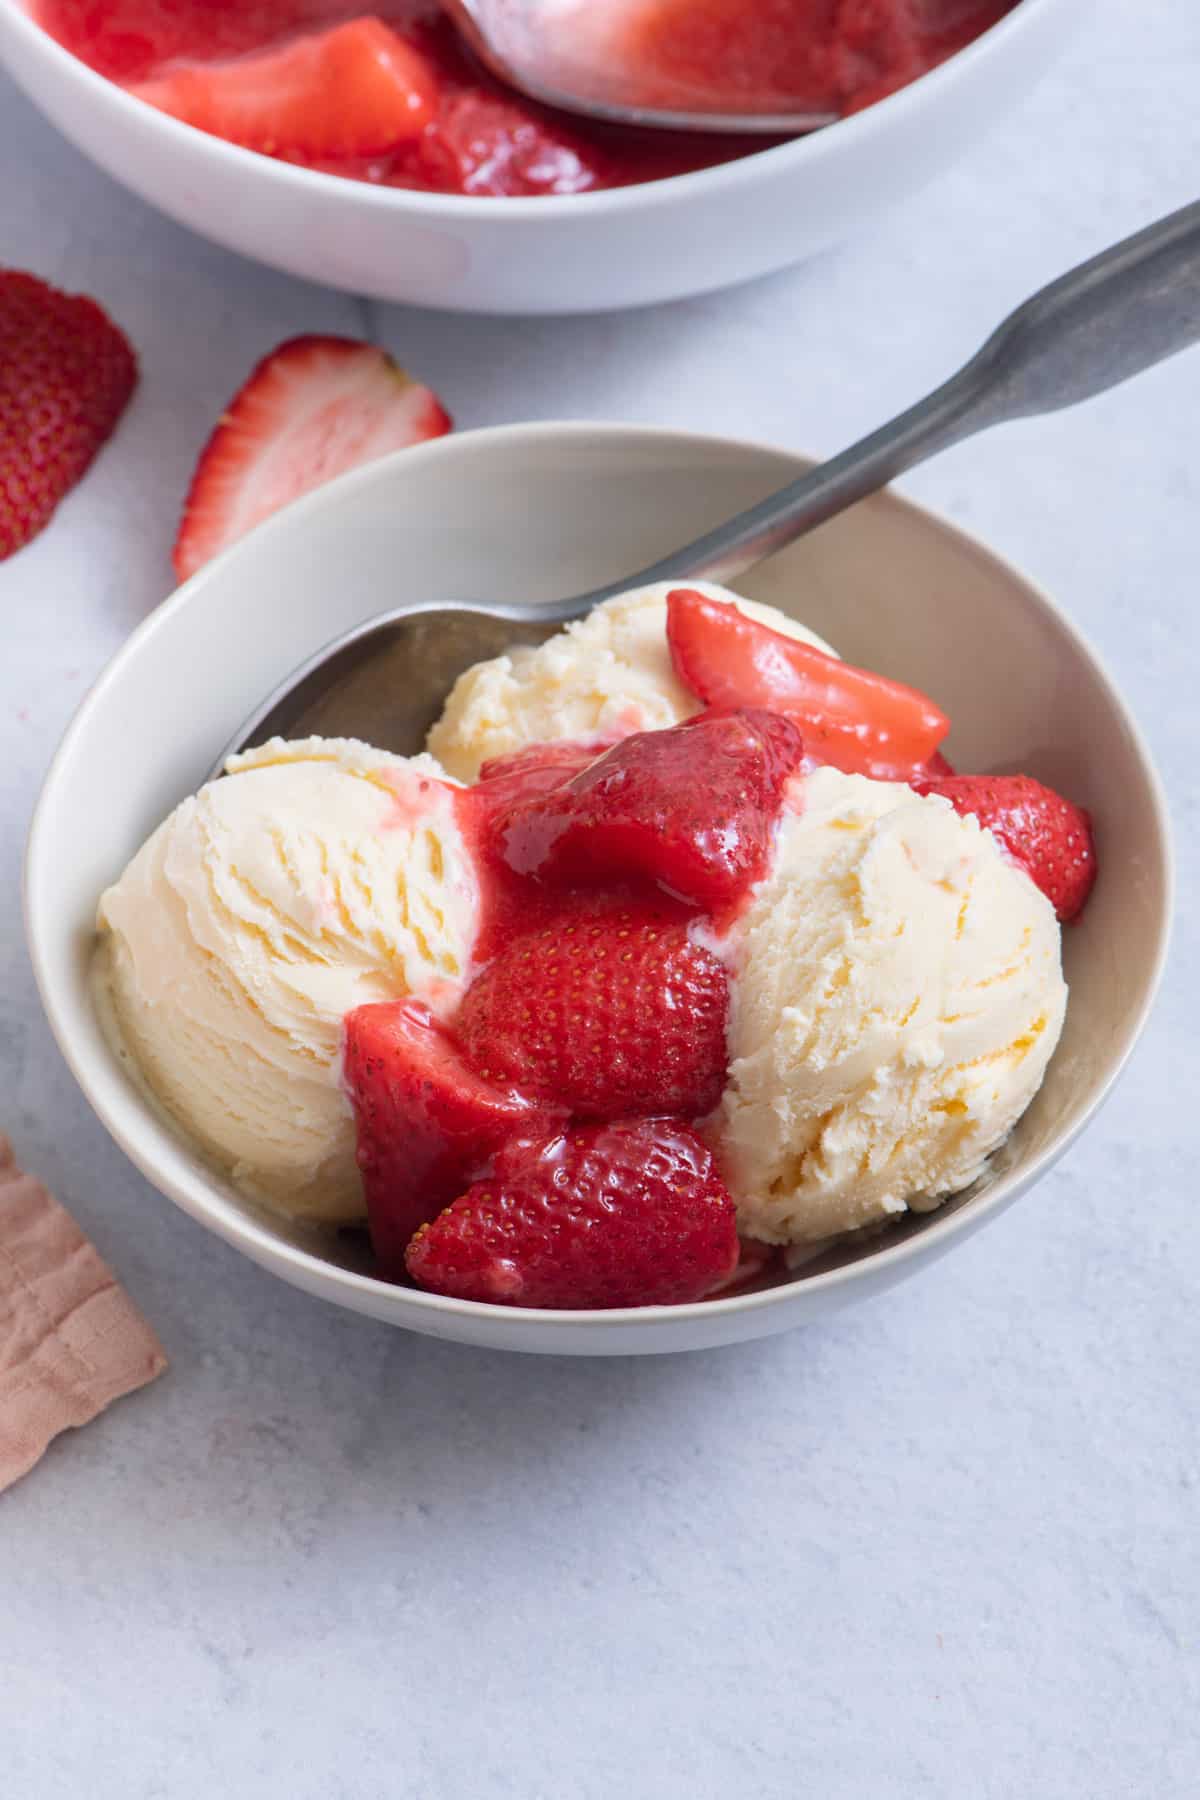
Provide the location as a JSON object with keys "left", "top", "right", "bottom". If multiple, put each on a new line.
{"left": 0, "top": 1134, "right": 166, "bottom": 1492}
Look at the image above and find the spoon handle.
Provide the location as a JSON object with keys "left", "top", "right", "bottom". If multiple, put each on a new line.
{"left": 573, "top": 200, "right": 1200, "bottom": 604}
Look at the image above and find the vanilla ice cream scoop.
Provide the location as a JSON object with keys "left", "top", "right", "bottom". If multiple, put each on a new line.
{"left": 427, "top": 581, "right": 837, "bottom": 781}
{"left": 712, "top": 767, "right": 1067, "bottom": 1245}
{"left": 96, "top": 737, "right": 479, "bottom": 1225}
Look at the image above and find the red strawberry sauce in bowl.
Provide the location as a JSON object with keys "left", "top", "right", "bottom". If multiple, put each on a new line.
{"left": 33, "top": 0, "right": 1019, "bottom": 197}
{"left": 343, "top": 707, "right": 809, "bottom": 1303}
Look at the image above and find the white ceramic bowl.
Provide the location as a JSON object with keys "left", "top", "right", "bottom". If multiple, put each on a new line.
{"left": 1, "top": 0, "right": 1080, "bottom": 314}
{"left": 26, "top": 422, "right": 1170, "bottom": 1354}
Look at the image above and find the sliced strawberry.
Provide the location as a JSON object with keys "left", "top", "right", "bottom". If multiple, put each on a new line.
{"left": 457, "top": 895, "right": 729, "bottom": 1122}
{"left": 129, "top": 18, "right": 438, "bottom": 160}
{"left": 343, "top": 999, "right": 546, "bottom": 1277}
{"left": 497, "top": 707, "right": 803, "bottom": 912}
{"left": 406, "top": 1117, "right": 739, "bottom": 1309}
{"left": 915, "top": 772, "right": 1097, "bottom": 922}
{"left": 666, "top": 588, "right": 949, "bottom": 782}
{"left": 172, "top": 335, "right": 450, "bottom": 580}
{"left": 0, "top": 271, "right": 136, "bottom": 561}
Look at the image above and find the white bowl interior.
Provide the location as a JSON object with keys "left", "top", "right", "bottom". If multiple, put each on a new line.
{"left": 26, "top": 425, "right": 1170, "bottom": 1352}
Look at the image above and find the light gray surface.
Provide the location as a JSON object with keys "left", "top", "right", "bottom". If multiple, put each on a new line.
{"left": 1, "top": 3, "right": 1197, "bottom": 1793}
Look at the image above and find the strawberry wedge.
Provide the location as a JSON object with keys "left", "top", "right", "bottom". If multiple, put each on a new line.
{"left": 173, "top": 335, "right": 450, "bottom": 580}
{"left": 129, "top": 18, "right": 437, "bottom": 159}
{"left": 406, "top": 1118, "right": 739, "bottom": 1309}
{"left": 666, "top": 589, "right": 949, "bottom": 783}
{"left": 913, "top": 772, "right": 1097, "bottom": 922}
{"left": 343, "top": 999, "right": 546, "bottom": 1277}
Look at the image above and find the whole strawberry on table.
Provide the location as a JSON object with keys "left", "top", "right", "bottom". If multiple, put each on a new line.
{"left": 0, "top": 271, "right": 136, "bottom": 561}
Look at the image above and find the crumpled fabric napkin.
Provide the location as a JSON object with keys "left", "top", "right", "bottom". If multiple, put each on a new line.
{"left": 0, "top": 1134, "right": 166, "bottom": 1492}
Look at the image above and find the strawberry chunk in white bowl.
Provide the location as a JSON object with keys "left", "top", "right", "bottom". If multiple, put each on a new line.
{"left": 25, "top": 423, "right": 1170, "bottom": 1354}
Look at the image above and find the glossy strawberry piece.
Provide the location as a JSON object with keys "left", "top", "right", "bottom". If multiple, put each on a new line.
{"left": 343, "top": 999, "right": 546, "bottom": 1276}
{"left": 458, "top": 896, "right": 729, "bottom": 1121}
{"left": 130, "top": 18, "right": 438, "bottom": 159}
{"left": 498, "top": 706, "right": 804, "bottom": 911}
{"left": 914, "top": 772, "right": 1097, "bottom": 922}
{"left": 406, "top": 1117, "right": 739, "bottom": 1308}
{"left": 475, "top": 739, "right": 611, "bottom": 819}
{"left": 666, "top": 588, "right": 949, "bottom": 782}
{"left": 410, "top": 92, "right": 599, "bottom": 198}
{"left": 455, "top": 740, "right": 612, "bottom": 965}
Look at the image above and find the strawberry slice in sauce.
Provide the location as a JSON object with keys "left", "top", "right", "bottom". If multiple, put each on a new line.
{"left": 343, "top": 999, "right": 550, "bottom": 1277}
{"left": 172, "top": 334, "right": 450, "bottom": 580}
{"left": 406, "top": 1117, "right": 739, "bottom": 1309}
{"left": 666, "top": 588, "right": 949, "bottom": 783}
{"left": 129, "top": 18, "right": 438, "bottom": 159}
{"left": 497, "top": 707, "right": 804, "bottom": 913}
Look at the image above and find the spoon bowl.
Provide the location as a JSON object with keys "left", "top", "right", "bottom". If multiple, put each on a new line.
{"left": 440, "top": 0, "right": 838, "bottom": 133}
{"left": 230, "top": 604, "right": 563, "bottom": 766}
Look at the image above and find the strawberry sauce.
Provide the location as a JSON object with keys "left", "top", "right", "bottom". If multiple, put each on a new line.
{"left": 34, "top": 0, "right": 1018, "bottom": 197}
{"left": 457, "top": 711, "right": 802, "bottom": 965}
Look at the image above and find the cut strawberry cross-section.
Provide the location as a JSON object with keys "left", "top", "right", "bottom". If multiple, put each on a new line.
{"left": 129, "top": 18, "right": 438, "bottom": 159}
{"left": 913, "top": 771, "right": 1097, "bottom": 922}
{"left": 666, "top": 588, "right": 949, "bottom": 782}
{"left": 172, "top": 334, "right": 450, "bottom": 580}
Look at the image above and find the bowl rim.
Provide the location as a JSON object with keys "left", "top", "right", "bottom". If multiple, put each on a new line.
{"left": 3, "top": 0, "right": 1059, "bottom": 220}
{"left": 24, "top": 418, "right": 1175, "bottom": 1335}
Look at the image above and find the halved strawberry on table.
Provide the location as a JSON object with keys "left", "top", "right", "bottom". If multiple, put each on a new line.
{"left": 173, "top": 334, "right": 451, "bottom": 579}
{"left": 406, "top": 1117, "right": 740, "bottom": 1309}
{"left": 666, "top": 587, "right": 950, "bottom": 783}
{"left": 129, "top": 17, "right": 438, "bottom": 159}
{"left": 1, "top": 271, "right": 137, "bottom": 561}
{"left": 343, "top": 999, "right": 550, "bottom": 1277}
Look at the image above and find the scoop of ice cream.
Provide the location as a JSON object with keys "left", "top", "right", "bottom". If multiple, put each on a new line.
{"left": 96, "top": 737, "right": 478, "bottom": 1225}
{"left": 427, "top": 581, "right": 837, "bottom": 781}
{"left": 712, "top": 767, "right": 1067, "bottom": 1245}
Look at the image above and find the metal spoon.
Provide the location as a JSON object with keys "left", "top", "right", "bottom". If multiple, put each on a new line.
{"left": 213, "top": 201, "right": 1200, "bottom": 776}
{"left": 439, "top": 0, "right": 837, "bottom": 134}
